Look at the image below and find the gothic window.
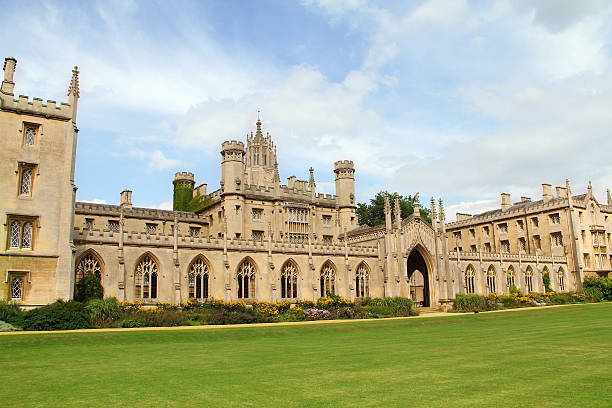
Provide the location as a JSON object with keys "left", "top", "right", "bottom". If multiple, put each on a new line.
{"left": 484, "top": 242, "right": 491, "bottom": 252}
{"left": 146, "top": 223, "right": 157, "bottom": 235}
{"left": 487, "top": 266, "right": 496, "bottom": 294}
{"left": 188, "top": 257, "right": 209, "bottom": 300}
{"left": 75, "top": 251, "right": 103, "bottom": 284}
{"left": 557, "top": 268, "right": 565, "bottom": 291}
{"left": 533, "top": 235, "right": 541, "bottom": 250}
{"left": 531, "top": 217, "right": 539, "bottom": 228}
{"left": 24, "top": 124, "right": 38, "bottom": 146}
{"left": 322, "top": 235, "right": 332, "bottom": 246}
{"left": 19, "top": 167, "right": 33, "bottom": 196}
{"left": 322, "top": 215, "right": 331, "bottom": 226}
{"left": 549, "top": 213, "right": 561, "bottom": 225}
{"left": 9, "top": 221, "right": 20, "bottom": 248}
{"left": 252, "top": 208, "right": 263, "bottom": 220}
{"left": 85, "top": 218, "right": 93, "bottom": 230}
{"left": 355, "top": 263, "right": 369, "bottom": 298}
{"left": 551, "top": 232, "right": 563, "bottom": 247}
{"left": 11, "top": 277, "right": 23, "bottom": 300}
{"left": 498, "top": 223, "right": 508, "bottom": 233}
{"left": 320, "top": 261, "right": 336, "bottom": 297}
{"left": 252, "top": 230, "right": 263, "bottom": 242}
{"left": 525, "top": 268, "right": 534, "bottom": 293}
{"left": 518, "top": 238, "right": 526, "bottom": 252}
{"left": 500, "top": 240, "right": 510, "bottom": 253}
{"left": 507, "top": 266, "right": 516, "bottom": 287}
{"left": 7, "top": 217, "right": 36, "bottom": 250}
{"left": 189, "top": 227, "right": 200, "bottom": 237}
{"left": 237, "top": 259, "right": 256, "bottom": 299}
{"left": 108, "top": 220, "right": 120, "bottom": 232}
{"left": 465, "top": 266, "right": 476, "bottom": 294}
{"left": 281, "top": 261, "right": 298, "bottom": 299}
{"left": 135, "top": 255, "right": 158, "bottom": 299}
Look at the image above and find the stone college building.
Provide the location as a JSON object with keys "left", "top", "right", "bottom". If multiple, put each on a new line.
{"left": 2, "top": 57, "right": 611, "bottom": 308}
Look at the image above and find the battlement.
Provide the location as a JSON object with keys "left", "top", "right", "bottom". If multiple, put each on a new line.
{"left": 334, "top": 160, "right": 354, "bottom": 169}
{"left": 222, "top": 140, "right": 245, "bottom": 150}
{"left": 174, "top": 172, "right": 194, "bottom": 182}
{"left": 0, "top": 94, "right": 73, "bottom": 120}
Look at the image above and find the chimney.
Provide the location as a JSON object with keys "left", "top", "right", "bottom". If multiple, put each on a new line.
{"left": 456, "top": 213, "right": 472, "bottom": 222}
{"left": 555, "top": 186, "right": 568, "bottom": 199}
{"left": 120, "top": 190, "right": 132, "bottom": 209}
{"left": 501, "top": 193, "right": 511, "bottom": 211}
{"left": 542, "top": 183, "right": 553, "bottom": 202}
{"left": 1, "top": 56, "right": 17, "bottom": 95}
{"left": 520, "top": 196, "right": 531, "bottom": 202}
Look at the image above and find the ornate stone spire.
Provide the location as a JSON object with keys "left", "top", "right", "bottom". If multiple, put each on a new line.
{"left": 394, "top": 194, "right": 401, "bottom": 228}
{"left": 273, "top": 157, "right": 280, "bottom": 182}
{"left": 384, "top": 193, "right": 391, "bottom": 214}
{"left": 587, "top": 180, "right": 593, "bottom": 195}
{"left": 413, "top": 192, "right": 420, "bottom": 217}
{"left": 255, "top": 111, "right": 263, "bottom": 140}
{"left": 430, "top": 197, "right": 437, "bottom": 221}
{"left": 438, "top": 198, "right": 445, "bottom": 222}
{"left": 607, "top": 189, "right": 611, "bottom": 206}
{"left": 68, "top": 66, "right": 80, "bottom": 98}
{"left": 308, "top": 167, "right": 316, "bottom": 191}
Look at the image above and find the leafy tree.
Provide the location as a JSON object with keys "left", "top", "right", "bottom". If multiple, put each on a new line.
{"left": 356, "top": 191, "right": 431, "bottom": 227}
{"left": 74, "top": 274, "right": 104, "bottom": 302}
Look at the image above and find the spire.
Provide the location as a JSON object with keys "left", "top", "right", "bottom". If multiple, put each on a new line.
{"left": 430, "top": 197, "right": 437, "bottom": 221}
{"left": 438, "top": 198, "right": 445, "bottom": 222}
{"left": 588, "top": 180, "right": 593, "bottom": 195}
{"left": 413, "top": 192, "right": 420, "bottom": 217}
{"left": 273, "top": 157, "right": 280, "bottom": 182}
{"left": 607, "top": 189, "right": 611, "bottom": 206}
{"left": 68, "top": 66, "right": 80, "bottom": 98}
{"left": 566, "top": 179, "right": 574, "bottom": 207}
{"left": 384, "top": 192, "right": 392, "bottom": 231}
{"left": 308, "top": 167, "right": 316, "bottom": 191}
{"left": 394, "top": 194, "right": 401, "bottom": 229}
{"left": 255, "top": 111, "right": 263, "bottom": 140}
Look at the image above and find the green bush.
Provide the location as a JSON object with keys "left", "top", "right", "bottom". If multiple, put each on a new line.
{"left": 498, "top": 295, "right": 519, "bottom": 308}
{"left": 453, "top": 294, "right": 486, "bottom": 312}
{"left": 583, "top": 276, "right": 612, "bottom": 300}
{"left": 543, "top": 273, "right": 553, "bottom": 293}
{"left": 120, "top": 317, "right": 147, "bottom": 328}
{"left": 582, "top": 287, "right": 604, "bottom": 302}
{"left": 86, "top": 297, "right": 121, "bottom": 323}
{"left": 360, "top": 297, "right": 417, "bottom": 316}
{"left": 14, "top": 300, "right": 91, "bottom": 331}
{"left": 207, "top": 310, "right": 257, "bottom": 325}
{"left": 0, "top": 300, "right": 23, "bottom": 323}
{"left": 74, "top": 274, "right": 103, "bottom": 302}
{"left": 509, "top": 285, "right": 522, "bottom": 296}
{"left": 0, "top": 320, "right": 21, "bottom": 332}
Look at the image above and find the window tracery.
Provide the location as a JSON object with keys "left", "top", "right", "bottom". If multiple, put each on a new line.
{"left": 135, "top": 255, "right": 158, "bottom": 299}
{"left": 189, "top": 257, "right": 209, "bottom": 299}
{"left": 355, "top": 263, "right": 369, "bottom": 298}
{"left": 465, "top": 266, "right": 476, "bottom": 294}
{"left": 11, "top": 277, "right": 23, "bottom": 300}
{"left": 487, "top": 266, "right": 496, "bottom": 294}
{"left": 76, "top": 252, "right": 102, "bottom": 283}
{"left": 320, "top": 262, "right": 336, "bottom": 296}
{"left": 237, "top": 260, "right": 256, "bottom": 299}
{"left": 281, "top": 261, "right": 298, "bottom": 299}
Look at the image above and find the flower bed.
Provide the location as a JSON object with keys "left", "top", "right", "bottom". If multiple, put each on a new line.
{"left": 453, "top": 290, "right": 597, "bottom": 313}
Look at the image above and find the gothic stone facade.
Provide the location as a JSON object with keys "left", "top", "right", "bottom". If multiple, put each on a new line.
{"left": 4, "top": 57, "right": 608, "bottom": 308}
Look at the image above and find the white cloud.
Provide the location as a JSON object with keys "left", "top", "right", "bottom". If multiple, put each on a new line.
{"left": 156, "top": 200, "right": 173, "bottom": 210}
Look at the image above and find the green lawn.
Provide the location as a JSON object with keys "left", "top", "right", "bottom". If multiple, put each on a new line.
{"left": 1, "top": 304, "right": 611, "bottom": 408}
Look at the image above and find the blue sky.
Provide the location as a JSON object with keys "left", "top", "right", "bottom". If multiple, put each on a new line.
{"left": 2, "top": 0, "right": 611, "bottom": 219}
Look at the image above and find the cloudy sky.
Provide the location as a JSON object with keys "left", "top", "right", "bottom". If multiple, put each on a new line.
{"left": 2, "top": 0, "right": 611, "bottom": 219}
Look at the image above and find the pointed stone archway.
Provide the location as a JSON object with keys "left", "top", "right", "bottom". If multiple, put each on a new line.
{"left": 406, "top": 246, "right": 433, "bottom": 307}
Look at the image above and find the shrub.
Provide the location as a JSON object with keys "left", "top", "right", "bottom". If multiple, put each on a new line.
{"left": 120, "top": 317, "right": 147, "bottom": 328}
{"left": 317, "top": 293, "right": 353, "bottom": 310}
{"left": 360, "top": 297, "right": 417, "bottom": 316}
{"left": 498, "top": 295, "right": 519, "bottom": 308}
{"left": 0, "top": 320, "right": 20, "bottom": 332}
{"left": 543, "top": 272, "right": 553, "bottom": 293}
{"left": 583, "top": 276, "right": 612, "bottom": 300}
{"left": 0, "top": 300, "right": 23, "bottom": 323}
{"left": 74, "top": 274, "right": 103, "bottom": 302}
{"left": 15, "top": 300, "right": 91, "bottom": 331}
{"left": 509, "top": 285, "right": 522, "bottom": 296}
{"left": 207, "top": 310, "right": 257, "bottom": 325}
{"left": 303, "top": 308, "right": 331, "bottom": 320}
{"left": 582, "top": 287, "right": 604, "bottom": 302}
{"left": 549, "top": 292, "right": 573, "bottom": 304}
{"left": 453, "top": 294, "right": 486, "bottom": 312}
{"left": 86, "top": 297, "right": 121, "bottom": 323}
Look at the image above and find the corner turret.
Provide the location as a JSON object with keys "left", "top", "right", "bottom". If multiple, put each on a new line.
{"left": 173, "top": 172, "right": 195, "bottom": 211}
{"left": 334, "top": 160, "right": 356, "bottom": 230}
{"left": 1, "top": 56, "right": 17, "bottom": 95}
{"left": 221, "top": 140, "right": 245, "bottom": 195}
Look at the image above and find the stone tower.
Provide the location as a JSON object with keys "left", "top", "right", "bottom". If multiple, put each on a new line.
{"left": 173, "top": 172, "right": 195, "bottom": 211}
{"left": 334, "top": 160, "right": 356, "bottom": 230}
{"left": 221, "top": 140, "right": 246, "bottom": 238}
{"left": 244, "top": 117, "right": 277, "bottom": 187}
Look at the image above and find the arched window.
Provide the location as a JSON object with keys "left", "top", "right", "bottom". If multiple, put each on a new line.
{"left": 75, "top": 252, "right": 103, "bottom": 284}
{"left": 9, "top": 221, "right": 21, "bottom": 248}
{"left": 21, "top": 222, "right": 33, "bottom": 249}
{"left": 189, "top": 257, "right": 209, "bottom": 300}
{"left": 465, "top": 265, "right": 476, "bottom": 294}
{"left": 557, "top": 267, "right": 565, "bottom": 291}
{"left": 237, "top": 259, "right": 256, "bottom": 299}
{"left": 507, "top": 266, "right": 516, "bottom": 287}
{"left": 487, "top": 266, "right": 496, "bottom": 294}
{"left": 135, "top": 255, "right": 158, "bottom": 299}
{"left": 320, "top": 261, "right": 336, "bottom": 296}
{"left": 20, "top": 168, "right": 32, "bottom": 196}
{"left": 526, "top": 267, "right": 534, "bottom": 293}
{"left": 11, "top": 277, "right": 23, "bottom": 300}
{"left": 281, "top": 261, "right": 298, "bottom": 299}
{"left": 355, "top": 263, "right": 369, "bottom": 298}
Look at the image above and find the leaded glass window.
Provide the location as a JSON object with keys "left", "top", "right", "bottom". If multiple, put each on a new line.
{"left": 507, "top": 266, "right": 516, "bottom": 287}
{"left": 135, "top": 255, "right": 158, "bottom": 299}
{"left": 465, "top": 266, "right": 476, "bottom": 294}
{"left": 188, "top": 257, "right": 209, "bottom": 299}
{"left": 21, "top": 222, "right": 32, "bottom": 249}
{"left": 9, "top": 221, "right": 20, "bottom": 248}
{"left": 320, "top": 262, "right": 336, "bottom": 296}
{"left": 24, "top": 127, "right": 36, "bottom": 146}
{"left": 237, "top": 260, "right": 256, "bottom": 299}
{"left": 20, "top": 168, "right": 32, "bottom": 196}
{"left": 76, "top": 252, "right": 102, "bottom": 283}
{"left": 558, "top": 268, "right": 565, "bottom": 291}
{"left": 281, "top": 261, "right": 298, "bottom": 299}
{"left": 487, "top": 267, "right": 496, "bottom": 294}
{"left": 11, "top": 277, "right": 23, "bottom": 300}
{"left": 526, "top": 268, "right": 534, "bottom": 293}
{"left": 355, "top": 263, "right": 369, "bottom": 298}
{"left": 108, "top": 220, "right": 120, "bottom": 232}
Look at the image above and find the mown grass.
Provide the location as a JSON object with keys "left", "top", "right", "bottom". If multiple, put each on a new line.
{"left": 1, "top": 303, "right": 610, "bottom": 407}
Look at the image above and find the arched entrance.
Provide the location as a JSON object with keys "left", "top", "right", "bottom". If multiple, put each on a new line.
{"left": 407, "top": 248, "right": 431, "bottom": 307}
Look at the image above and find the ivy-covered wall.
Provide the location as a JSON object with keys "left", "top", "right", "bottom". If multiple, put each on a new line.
{"left": 173, "top": 180, "right": 194, "bottom": 211}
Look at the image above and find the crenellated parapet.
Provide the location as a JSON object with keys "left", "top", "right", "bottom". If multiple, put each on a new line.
{"left": 221, "top": 140, "right": 245, "bottom": 162}
{"left": 334, "top": 160, "right": 355, "bottom": 179}
{"left": 0, "top": 94, "right": 73, "bottom": 120}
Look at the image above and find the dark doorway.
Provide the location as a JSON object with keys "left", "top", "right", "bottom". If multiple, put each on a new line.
{"left": 407, "top": 249, "right": 430, "bottom": 307}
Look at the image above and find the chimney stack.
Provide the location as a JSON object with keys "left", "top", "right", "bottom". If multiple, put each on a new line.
{"left": 542, "top": 183, "right": 553, "bottom": 202}
{"left": 1, "top": 56, "right": 17, "bottom": 95}
{"left": 555, "top": 186, "right": 568, "bottom": 199}
{"left": 501, "top": 193, "right": 511, "bottom": 211}
{"left": 520, "top": 196, "right": 531, "bottom": 202}
{"left": 120, "top": 190, "right": 133, "bottom": 209}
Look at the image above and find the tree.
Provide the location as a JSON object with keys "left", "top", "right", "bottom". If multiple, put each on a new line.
{"left": 356, "top": 191, "right": 431, "bottom": 227}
